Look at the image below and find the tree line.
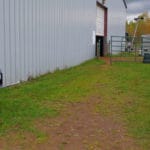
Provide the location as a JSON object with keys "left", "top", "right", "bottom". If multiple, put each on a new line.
{"left": 126, "top": 12, "right": 150, "bottom": 37}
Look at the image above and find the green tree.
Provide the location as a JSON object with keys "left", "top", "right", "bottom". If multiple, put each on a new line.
{"left": 126, "top": 12, "right": 150, "bottom": 37}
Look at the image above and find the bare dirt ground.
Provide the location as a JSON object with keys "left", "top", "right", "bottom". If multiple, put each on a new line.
{"left": 0, "top": 96, "right": 140, "bottom": 150}
{"left": 100, "top": 57, "right": 111, "bottom": 65}
{"left": 102, "top": 56, "right": 143, "bottom": 64}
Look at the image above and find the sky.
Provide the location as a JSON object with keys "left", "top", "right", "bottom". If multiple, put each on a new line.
{"left": 126, "top": 0, "right": 150, "bottom": 21}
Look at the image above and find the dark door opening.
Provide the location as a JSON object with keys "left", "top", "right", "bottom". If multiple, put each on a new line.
{"left": 0, "top": 71, "right": 3, "bottom": 87}
{"left": 95, "top": 36, "right": 104, "bottom": 57}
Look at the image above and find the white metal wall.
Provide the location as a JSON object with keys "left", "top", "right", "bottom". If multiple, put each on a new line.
{"left": 106, "top": 0, "right": 127, "bottom": 40}
{"left": 0, "top": 0, "right": 97, "bottom": 87}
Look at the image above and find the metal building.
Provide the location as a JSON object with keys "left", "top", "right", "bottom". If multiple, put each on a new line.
{"left": 106, "top": 0, "right": 127, "bottom": 40}
{"left": 0, "top": 0, "right": 107, "bottom": 87}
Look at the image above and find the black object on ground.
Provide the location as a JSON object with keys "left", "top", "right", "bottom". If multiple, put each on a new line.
{"left": 143, "top": 53, "right": 150, "bottom": 63}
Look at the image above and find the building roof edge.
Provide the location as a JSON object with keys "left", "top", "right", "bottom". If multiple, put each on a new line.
{"left": 123, "top": 0, "right": 127, "bottom": 9}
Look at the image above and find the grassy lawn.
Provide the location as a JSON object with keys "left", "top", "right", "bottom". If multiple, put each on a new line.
{"left": 0, "top": 59, "right": 149, "bottom": 149}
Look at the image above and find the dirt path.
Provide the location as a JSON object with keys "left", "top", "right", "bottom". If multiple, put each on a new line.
{"left": 0, "top": 96, "right": 140, "bottom": 150}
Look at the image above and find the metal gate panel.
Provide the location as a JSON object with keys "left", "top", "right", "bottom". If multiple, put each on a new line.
{"left": 110, "top": 36, "right": 148, "bottom": 64}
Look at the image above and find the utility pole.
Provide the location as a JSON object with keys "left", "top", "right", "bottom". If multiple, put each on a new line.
{"left": 131, "top": 17, "right": 144, "bottom": 48}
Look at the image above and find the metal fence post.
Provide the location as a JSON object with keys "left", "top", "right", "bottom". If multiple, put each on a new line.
{"left": 110, "top": 36, "right": 112, "bottom": 65}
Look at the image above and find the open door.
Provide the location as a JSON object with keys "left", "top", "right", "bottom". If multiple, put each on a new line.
{"left": 96, "top": 36, "right": 104, "bottom": 57}
{"left": 0, "top": 70, "right": 3, "bottom": 87}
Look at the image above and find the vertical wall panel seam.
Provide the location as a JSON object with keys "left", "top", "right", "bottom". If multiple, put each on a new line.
{"left": 2, "top": 0, "right": 6, "bottom": 85}
{"left": 8, "top": 0, "right": 12, "bottom": 84}
{"left": 31, "top": 0, "right": 33, "bottom": 76}
{"left": 38, "top": 0, "right": 40, "bottom": 74}
{"left": 14, "top": 0, "right": 16, "bottom": 83}
{"left": 23, "top": 0, "right": 27, "bottom": 79}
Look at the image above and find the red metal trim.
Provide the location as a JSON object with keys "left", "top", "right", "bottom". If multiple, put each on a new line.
{"left": 96, "top": 1, "right": 107, "bottom": 10}
{"left": 104, "top": 7, "right": 107, "bottom": 37}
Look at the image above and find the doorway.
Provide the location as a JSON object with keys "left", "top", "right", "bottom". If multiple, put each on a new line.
{"left": 96, "top": 36, "right": 104, "bottom": 57}
{"left": 0, "top": 71, "right": 3, "bottom": 87}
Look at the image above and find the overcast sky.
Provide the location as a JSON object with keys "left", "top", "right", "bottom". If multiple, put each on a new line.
{"left": 126, "top": 0, "right": 150, "bottom": 21}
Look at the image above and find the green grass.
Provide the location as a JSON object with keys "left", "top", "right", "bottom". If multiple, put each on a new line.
{"left": 95, "top": 62, "right": 150, "bottom": 149}
{"left": 0, "top": 59, "right": 104, "bottom": 135}
{"left": 0, "top": 59, "right": 150, "bottom": 149}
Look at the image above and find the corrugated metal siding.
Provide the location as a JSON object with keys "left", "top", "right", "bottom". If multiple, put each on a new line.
{"left": 0, "top": 0, "right": 96, "bottom": 87}
{"left": 106, "top": 0, "right": 127, "bottom": 40}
